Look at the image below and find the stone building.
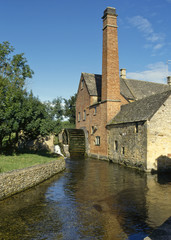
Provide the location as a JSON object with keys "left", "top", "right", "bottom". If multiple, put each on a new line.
{"left": 75, "top": 7, "right": 171, "bottom": 171}
{"left": 107, "top": 90, "right": 171, "bottom": 172}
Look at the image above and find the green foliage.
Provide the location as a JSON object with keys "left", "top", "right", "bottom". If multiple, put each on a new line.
{"left": 64, "top": 94, "right": 76, "bottom": 125}
{"left": 53, "top": 135, "right": 59, "bottom": 145}
{"left": 0, "top": 41, "right": 34, "bottom": 87}
{"left": 0, "top": 41, "right": 76, "bottom": 153}
{"left": 43, "top": 97, "right": 64, "bottom": 135}
{"left": 0, "top": 41, "right": 34, "bottom": 149}
{"left": 61, "top": 120, "right": 75, "bottom": 129}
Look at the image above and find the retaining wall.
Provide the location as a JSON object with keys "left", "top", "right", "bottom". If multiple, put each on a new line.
{"left": 0, "top": 158, "right": 65, "bottom": 201}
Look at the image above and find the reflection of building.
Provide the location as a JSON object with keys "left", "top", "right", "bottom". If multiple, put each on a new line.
{"left": 76, "top": 7, "right": 171, "bottom": 172}
{"left": 145, "top": 174, "right": 171, "bottom": 227}
{"left": 63, "top": 158, "right": 171, "bottom": 238}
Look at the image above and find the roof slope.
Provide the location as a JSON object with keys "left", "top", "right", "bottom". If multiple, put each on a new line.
{"left": 82, "top": 73, "right": 101, "bottom": 96}
{"left": 81, "top": 72, "right": 170, "bottom": 101}
{"left": 107, "top": 90, "right": 171, "bottom": 125}
{"left": 123, "top": 78, "right": 169, "bottom": 100}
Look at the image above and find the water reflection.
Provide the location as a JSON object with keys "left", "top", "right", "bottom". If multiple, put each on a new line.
{"left": 0, "top": 157, "right": 170, "bottom": 240}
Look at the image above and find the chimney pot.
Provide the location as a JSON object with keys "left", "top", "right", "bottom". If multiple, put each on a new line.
{"left": 167, "top": 76, "right": 171, "bottom": 86}
{"left": 102, "top": 7, "right": 117, "bottom": 19}
{"left": 120, "top": 69, "right": 126, "bottom": 79}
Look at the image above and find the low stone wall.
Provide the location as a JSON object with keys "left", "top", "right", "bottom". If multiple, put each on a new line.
{"left": 0, "top": 158, "right": 65, "bottom": 201}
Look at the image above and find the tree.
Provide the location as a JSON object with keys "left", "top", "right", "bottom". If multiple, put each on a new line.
{"left": 0, "top": 41, "right": 34, "bottom": 87}
{"left": 0, "top": 41, "right": 34, "bottom": 149}
{"left": 43, "top": 97, "right": 64, "bottom": 135}
{"left": 64, "top": 94, "right": 76, "bottom": 125}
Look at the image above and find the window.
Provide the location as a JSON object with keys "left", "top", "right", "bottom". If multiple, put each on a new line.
{"left": 135, "top": 122, "right": 138, "bottom": 133}
{"left": 91, "top": 126, "right": 97, "bottom": 134}
{"left": 95, "top": 136, "right": 100, "bottom": 146}
{"left": 78, "top": 112, "right": 81, "bottom": 122}
{"left": 94, "top": 106, "right": 97, "bottom": 115}
{"left": 91, "top": 126, "right": 95, "bottom": 134}
{"left": 83, "top": 110, "right": 86, "bottom": 120}
{"left": 114, "top": 140, "right": 118, "bottom": 152}
{"left": 122, "top": 147, "right": 125, "bottom": 155}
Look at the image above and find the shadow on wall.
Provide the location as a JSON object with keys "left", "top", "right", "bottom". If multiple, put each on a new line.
{"left": 156, "top": 155, "right": 171, "bottom": 173}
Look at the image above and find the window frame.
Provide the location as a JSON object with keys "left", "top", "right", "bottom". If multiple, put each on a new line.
{"left": 83, "top": 110, "right": 86, "bottom": 121}
{"left": 95, "top": 136, "right": 100, "bottom": 146}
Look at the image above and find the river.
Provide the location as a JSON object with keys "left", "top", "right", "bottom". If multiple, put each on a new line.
{"left": 0, "top": 157, "right": 171, "bottom": 240}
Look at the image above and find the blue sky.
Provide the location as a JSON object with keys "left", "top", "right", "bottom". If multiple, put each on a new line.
{"left": 0, "top": 0, "right": 171, "bottom": 101}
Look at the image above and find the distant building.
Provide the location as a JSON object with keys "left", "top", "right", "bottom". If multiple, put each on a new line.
{"left": 76, "top": 7, "right": 171, "bottom": 172}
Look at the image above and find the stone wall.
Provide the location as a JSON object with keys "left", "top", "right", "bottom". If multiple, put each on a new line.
{"left": 108, "top": 121, "right": 147, "bottom": 171}
{"left": 0, "top": 158, "right": 65, "bottom": 201}
{"left": 147, "top": 95, "right": 171, "bottom": 171}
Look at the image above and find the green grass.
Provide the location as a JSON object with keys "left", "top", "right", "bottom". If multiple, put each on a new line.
{"left": 0, "top": 153, "right": 62, "bottom": 173}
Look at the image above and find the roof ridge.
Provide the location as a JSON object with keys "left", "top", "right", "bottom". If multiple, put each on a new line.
{"left": 82, "top": 72, "right": 101, "bottom": 76}
{"left": 124, "top": 78, "right": 168, "bottom": 86}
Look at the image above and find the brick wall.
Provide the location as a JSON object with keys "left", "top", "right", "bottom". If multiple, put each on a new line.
{"left": 75, "top": 8, "right": 128, "bottom": 159}
{"left": 102, "top": 10, "right": 120, "bottom": 101}
{"left": 76, "top": 75, "right": 90, "bottom": 130}
{"left": 0, "top": 158, "right": 65, "bottom": 201}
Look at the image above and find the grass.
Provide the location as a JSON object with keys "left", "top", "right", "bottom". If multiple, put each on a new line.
{"left": 0, "top": 153, "right": 62, "bottom": 173}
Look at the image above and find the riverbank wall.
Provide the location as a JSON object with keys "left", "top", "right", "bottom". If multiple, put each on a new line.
{"left": 0, "top": 158, "right": 65, "bottom": 201}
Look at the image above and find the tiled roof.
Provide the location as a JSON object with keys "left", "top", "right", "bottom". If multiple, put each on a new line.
{"left": 81, "top": 72, "right": 170, "bottom": 101}
{"left": 82, "top": 73, "right": 101, "bottom": 96}
{"left": 107, "top": 90, "right": 171, "bottom": 125}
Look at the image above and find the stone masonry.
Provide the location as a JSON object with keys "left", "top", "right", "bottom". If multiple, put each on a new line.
{"left": 0, "top": 158, "right": 65, "bottom": 201}
{"left": 108, "top": 121, "right": 147, "bottom": 170}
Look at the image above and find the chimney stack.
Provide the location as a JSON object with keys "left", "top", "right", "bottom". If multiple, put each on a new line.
{"left": 120, "top": 69, "right": 126, "bottom": 79}
{"left": 167, "top": 76, "right": 171, "bottom": 86}
{"left": 101, "top": 7, "right": 120, "bottom": 102}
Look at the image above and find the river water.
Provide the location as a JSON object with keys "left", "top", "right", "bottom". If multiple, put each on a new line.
{"left": 0, "top": 157, "right": 171, "bottom": 240}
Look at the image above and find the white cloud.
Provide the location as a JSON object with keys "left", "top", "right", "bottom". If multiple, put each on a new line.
{"left": 153, "top": 43, "right": 164, "bottom": 50}
{"left": 127, "top": 62, "right": 170, "bottom": 84}
{"left": 128, "top": 16, "right": 165, "bottom": 53}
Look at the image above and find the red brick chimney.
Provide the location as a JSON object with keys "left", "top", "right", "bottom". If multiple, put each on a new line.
{"left": 101, "top": 7, "right": 121, "bottom": 122}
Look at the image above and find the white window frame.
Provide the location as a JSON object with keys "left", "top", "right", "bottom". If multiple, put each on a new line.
{"left": 95, "top": 136, "right": 100, "bottom": 146}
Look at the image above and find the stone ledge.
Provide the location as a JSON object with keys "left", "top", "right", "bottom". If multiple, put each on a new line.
{"left": 88, "top": 153, "right": 109, "bottom": 161}
{"left": 0, "top": 158, "right": 66, "bottom": 201}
